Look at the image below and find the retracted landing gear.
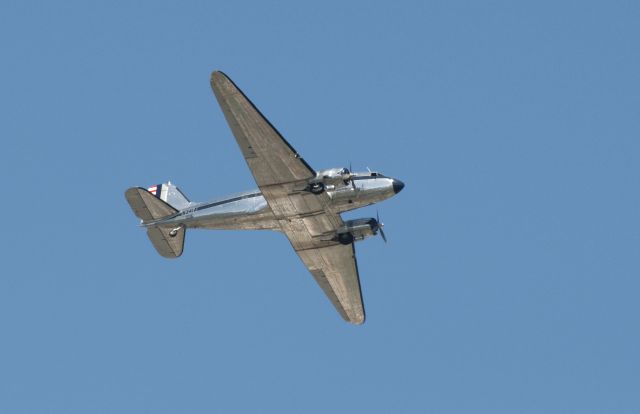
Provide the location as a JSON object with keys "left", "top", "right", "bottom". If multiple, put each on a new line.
{"left": 309, "top": 182, "right": 325, "bottom": 195}
{"left": 338, "top": 232, "right": 354, "bottom": 245}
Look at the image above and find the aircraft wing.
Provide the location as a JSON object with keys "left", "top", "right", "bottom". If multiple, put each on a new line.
{"left": 284, "top": 217, "right": 365, "bottom": 324}
{"left": 210, "top": 71, "right": 365, "bottom": 324}
{"left": 210, "top": 71, "right": 315, "bottom": 187}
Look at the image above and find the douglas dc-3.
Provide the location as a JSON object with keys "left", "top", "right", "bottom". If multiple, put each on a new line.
{"left": 125, "top": 71, "right": 404, "bottom": 324}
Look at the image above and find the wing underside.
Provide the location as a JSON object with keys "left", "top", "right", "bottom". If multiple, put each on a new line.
{"left": 210, "top": 71, "right": 315, "bottom": 187}
{"left": 210, "top": 71, "right": 365, "bottom": 323}
{"left": 292, "top": 234, "right": 365, "bottom": 324}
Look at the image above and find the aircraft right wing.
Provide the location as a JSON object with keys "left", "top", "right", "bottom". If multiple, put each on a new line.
{"left": 284, "top": 217, "right": 365, "bottom": 324}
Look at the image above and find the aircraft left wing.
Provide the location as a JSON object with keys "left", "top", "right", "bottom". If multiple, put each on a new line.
{"left": 210, "top": 71, "right": 365, "bottom": 324}
{"left": 210, "top": 71, "right": 315, "bottom": 187}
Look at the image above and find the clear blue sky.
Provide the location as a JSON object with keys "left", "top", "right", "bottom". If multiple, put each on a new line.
{"left": 1, "top": 1, "right": 638, "bottom": 412}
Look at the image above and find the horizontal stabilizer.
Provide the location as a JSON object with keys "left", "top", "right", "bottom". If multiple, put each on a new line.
{"left": 125, "top": 188, "right": 185, "bottom": 258}
{"left": 125, "top": 187, "right": 177, "bottom": 222}
{"left": 147, "top": 226, "right": 185, "bottom": 258}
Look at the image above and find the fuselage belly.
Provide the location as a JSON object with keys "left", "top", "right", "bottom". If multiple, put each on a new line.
{"left": 156, "top": 175, "right": 400, "bottom": 232}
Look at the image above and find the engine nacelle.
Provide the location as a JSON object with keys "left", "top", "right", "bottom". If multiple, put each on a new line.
{"left": 336, "top": 218, "right": 381, "bottom": 244}
{"left": 307, "top": 167, "right": 353, "bottom": 194}
{"left": 311, "top": 167, "right": 352, "bottom": 186}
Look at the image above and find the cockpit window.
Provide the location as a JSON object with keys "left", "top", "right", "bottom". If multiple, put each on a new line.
{"left": 370, "top": 172, "right": 384, "bottom": 177}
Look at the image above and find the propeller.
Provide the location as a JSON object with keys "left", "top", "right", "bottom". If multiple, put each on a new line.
{"left": 376, "top": 210, "right": 387, "bottom": 243}
{"left": 343, "top": 163, "right": 356, "bottom": 190}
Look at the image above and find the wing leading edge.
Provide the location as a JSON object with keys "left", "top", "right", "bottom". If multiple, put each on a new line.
{"left": 210, "top": 71, "right": 315, "bottom": 187}
{"left": 210, "top": 71, "right": 365, "bottom": 324}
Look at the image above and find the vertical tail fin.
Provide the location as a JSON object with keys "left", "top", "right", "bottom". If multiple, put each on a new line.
{"left": 147, "top": 182, "right": 191, "bottom": 210}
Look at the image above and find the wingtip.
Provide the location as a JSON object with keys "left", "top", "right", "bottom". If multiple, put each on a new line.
{"left": 210, "top": 70, "right": 229, "bottom": 84}
{"left": 210, "top": 70, "right": 237, "bottom": 96}
{"left": 347, "top": 312, "right": 366, "bottom": 325}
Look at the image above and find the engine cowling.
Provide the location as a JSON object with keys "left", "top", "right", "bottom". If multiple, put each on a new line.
{"left": 307, "top": 167, "right": 353, "bottom": 194}
{"left": 336, "top": 218, "right": 382, "bottom": 244}
{"left": 310, "top": 167, "right": 352, "bottom": 186}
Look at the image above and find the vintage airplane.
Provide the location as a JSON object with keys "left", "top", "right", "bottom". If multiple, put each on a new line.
{"left": 125, "top": 71, "right": 404, "bottom": 324}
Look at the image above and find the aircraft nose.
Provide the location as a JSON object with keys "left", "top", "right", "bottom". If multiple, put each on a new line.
{"left": 392, "top": 179, "right": 405, "bottom": 194}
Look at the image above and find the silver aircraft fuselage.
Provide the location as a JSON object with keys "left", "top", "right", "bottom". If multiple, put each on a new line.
{"left": 144, "top": 172, "right": 404, "bottom": 231}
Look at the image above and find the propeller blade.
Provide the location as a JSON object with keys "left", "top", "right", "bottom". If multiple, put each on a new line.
{"left": 345, "top": 162, "right": 356, "bottom": 190}
{"left": 376, "top": 211, "right": 387, "bottom": 243}
{"left": 379, "top": 227, "right": 387, "bottom": 243}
